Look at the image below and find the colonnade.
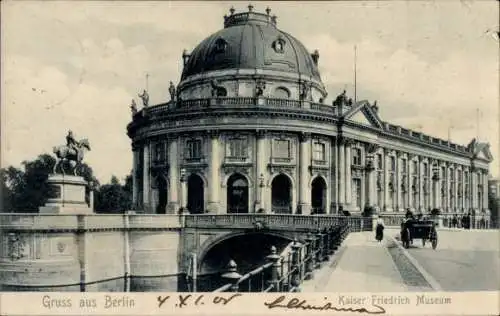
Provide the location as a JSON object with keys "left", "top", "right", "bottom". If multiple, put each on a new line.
{"left": 131, "top": 132, "right": 489, "bottom": 215}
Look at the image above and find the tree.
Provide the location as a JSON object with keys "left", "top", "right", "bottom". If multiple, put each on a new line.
{"left": 94, "top": 175, "right": 132, "bottom": 213}
{"left": 0, "top": 154, "right": 99, "bottom": 213}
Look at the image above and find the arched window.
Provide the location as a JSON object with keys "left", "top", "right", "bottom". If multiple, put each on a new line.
{"left": 274, "top": 87, "right": 290, "bottom": 99}
{"left": 273, "top": 38, "right": 286, "bottom": 53}
{"left": 214, "top": 38, "right": 227, "bottom": 54}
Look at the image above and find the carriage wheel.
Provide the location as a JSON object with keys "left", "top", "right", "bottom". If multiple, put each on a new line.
{"left": 432, "top": 238, "right": 438, "bottom": 250}
{"left": 422, "top": 239, "right": 426, "bottom": 247}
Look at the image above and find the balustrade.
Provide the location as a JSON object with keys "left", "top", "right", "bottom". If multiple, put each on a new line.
{"left": 210, "top": 224, "right": 349, "bottom": 292}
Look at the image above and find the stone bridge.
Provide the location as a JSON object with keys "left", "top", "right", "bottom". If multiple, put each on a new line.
{"left": 0, "top": 214, "right": 371, "bottom": 292}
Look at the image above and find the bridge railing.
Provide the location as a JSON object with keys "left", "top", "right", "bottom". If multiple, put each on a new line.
{"left": 210, "top": 224, "right": 349, "bottom": 292}
{"left": 184, "top": 214, "right": 371, "bottom": 232}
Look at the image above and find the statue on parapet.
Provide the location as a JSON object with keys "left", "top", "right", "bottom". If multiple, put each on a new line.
{"left": 255, "top": 80, "right": 266, "bottom": 97}
{"left": 299, "top": 82, "right": 311, "bottom": 101}
{"left": 169, "top": 81, "right": 176, "bottom": 101}
{"left": 53, "top": 130, "right": 91, "bottom": 176}
{"left": 130, "top": 99, "right": 138, "bottom": 115}
{"left": 210, "top": 79, "right": 226, "bottom": 97}
{"left": 333, "top": 90, "right": 351, "bottom": 107}
{"left": 138, "top": 89, "right": 149, "bottom": 107}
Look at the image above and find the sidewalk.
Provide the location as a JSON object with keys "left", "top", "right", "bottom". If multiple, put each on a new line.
{"left": 301, "top": 232, "right": 407, "bottom": 292}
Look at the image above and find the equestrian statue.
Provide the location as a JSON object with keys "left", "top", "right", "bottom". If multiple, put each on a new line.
{"left": 52, "top": 130, "right": 91, "bottom": 176}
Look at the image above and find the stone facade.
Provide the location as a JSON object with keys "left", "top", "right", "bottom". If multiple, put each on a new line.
{"left": 127, "top": 7, "right": 493, "bottom": 220}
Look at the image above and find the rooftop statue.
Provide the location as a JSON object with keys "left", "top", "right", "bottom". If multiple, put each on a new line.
{"left": 138, "top": 89, "right": 149, "bottom": 107}
{"left": 53, "top": 130, "right": 91, "bottom": 176}
{"left": 130, "top": 99, "right": 138, "bottom": 115}
{"left": 169, "top": 81, "right": 176, "bottom": 101}
{"left": 333, "top": 90, "right": 350, "bottom": 107}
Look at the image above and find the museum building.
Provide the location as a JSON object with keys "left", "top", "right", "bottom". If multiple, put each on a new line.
{"left": 127, "top": 6, "right": 493, "bottom": 218}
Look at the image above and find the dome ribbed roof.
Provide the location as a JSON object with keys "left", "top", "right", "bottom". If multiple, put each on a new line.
{"left": 180, "top": 8, "right": 322, "bottom": 82}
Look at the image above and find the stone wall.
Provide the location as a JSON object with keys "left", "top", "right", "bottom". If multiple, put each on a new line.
{"left": 0, "top": 214, "right": 182, "bottom": 292}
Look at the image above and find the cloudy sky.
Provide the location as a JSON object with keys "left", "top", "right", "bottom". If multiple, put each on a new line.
{"left": 1, "top": 1, "right": 499, "bottom": 183}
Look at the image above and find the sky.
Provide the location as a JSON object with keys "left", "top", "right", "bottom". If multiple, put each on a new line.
{"left": 1, "top": 1, "right": 499, "bottom": 183}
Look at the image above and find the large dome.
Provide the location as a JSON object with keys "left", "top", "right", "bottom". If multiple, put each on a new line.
{"left": 180, "top": 7, "right": 322, "bottom": 82}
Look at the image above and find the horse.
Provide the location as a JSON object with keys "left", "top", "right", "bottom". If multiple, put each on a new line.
{"left": 52, "top": 138, "right": 91, "bottom": 176}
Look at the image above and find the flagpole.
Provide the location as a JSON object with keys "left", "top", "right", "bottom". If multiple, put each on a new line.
{"left": 476, "top": 108, "right": 479, "bottom": 141}
{"left": 354, "top": 45, "right": 357, "bottom": 103}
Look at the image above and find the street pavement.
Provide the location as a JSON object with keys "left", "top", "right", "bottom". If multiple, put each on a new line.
{"left": 387, "top": 228, "right": 500, "bottom": 292}
{"left": 301, "top": 229, "right": 499, "bottom": 292}
{"left": 301, "top": 231, "right": 408, "bottom": 292}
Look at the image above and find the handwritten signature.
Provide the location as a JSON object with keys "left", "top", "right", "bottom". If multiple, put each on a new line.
{"left": 157, "top": 294, "right": 386, "bottom": 314}
{"left": 264, "top": 295, "right": 386, "bottom": 314}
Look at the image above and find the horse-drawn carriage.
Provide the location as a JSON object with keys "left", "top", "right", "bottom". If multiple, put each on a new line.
{"left": 400, "top": 219, "right": 438, "bottom": 249}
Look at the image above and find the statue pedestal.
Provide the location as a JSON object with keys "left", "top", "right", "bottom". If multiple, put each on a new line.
{"left": 39, "top": 174, "right": 93, "bottom": 214}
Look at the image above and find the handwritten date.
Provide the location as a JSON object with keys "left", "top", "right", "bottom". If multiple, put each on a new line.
{"left": 157, "top": 294, "right": 242, "bottom": 309}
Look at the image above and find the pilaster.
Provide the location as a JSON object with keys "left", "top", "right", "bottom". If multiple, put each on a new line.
{"left": 167, "top": 135, "right": 179, "bottom": 213}
{"left": 482, "top": 170, "right": 488, "bottom": 212}
{"left": 132, "top": 149, "right": 138, "bottom": 208}
{"left": 207, "top": 131, "right": 221, "bottom": 213}
{"left": 338, "top": 137, "right": 346, "bottom": 210}
{"left": 298, "top": 132, "right": 311, "bottom": 215}
{"left": 143, "top": 142, "right": 151, "bottom": 213}
{"left": 255, "top": 130, "right": 267, "bottom": 212}
{"left": 384, "top": 149, "right": 391, "bottom": 212}
{"left": 345, "top": 138, "right": 353, "bottom": 206}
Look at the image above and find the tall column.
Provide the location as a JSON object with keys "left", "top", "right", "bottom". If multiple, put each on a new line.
{"left": 338, "top": 138, "right": 345, "bottom": 210}
{"left": 453, "top": 166, "right": 458, "bottom": 212}
{"left": 461, "top": 167, "right": 466, "bottom": 212}
{"left": 180, "top": 174, "right": 188, "bottom": 212}
{"left": 444, "top": 163, "right": 452, "bottom": 212}
{"left": 345, "top": 140, "right": 352, "bottom": 206}
{"left": 167, "top": 136, "right": 179, "bottom": 213}
{"left": 436, "top": 162, "right": 442, "bottom": 210}
{"left": 132, "top": 148, "right": 138, "bottom": 208}
{"left": 482, "top": 170, "right": 488, "bottom": 211}
{"left": 366, "top": 156, "right": 376, "bottom": 208}
{"left": 143, "top": 142, "right": 151, "bottom": 213}
{"left": 471, "top": 170, "right": 476, "bottom": 210}
{"left": 396, "top": 152, "right": 402, "bottom": 211}
{"left": 299, "top": 132, "right": 311, "bottom": 215}
{"left": 418, "top": 157, "right": 424, "bottom": 212}
{"left": 331, "top": 137, "right": 338, "bottom": 214}
{"left": 207, "top": 131, "right": 221, "bottom": 213}
{"left": 383, "top": 150, "right": 391, "bottom": 212}
{"left": 255, "top": 130, "right": 267, "bottom": 212}
{"left": 408, "top": 156, "right": 414, "bottom": 211}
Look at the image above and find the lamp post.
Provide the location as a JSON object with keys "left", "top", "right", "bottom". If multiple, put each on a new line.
{"left": 259, "top": 173, "right": 264, "bottom": 203}
{"left": 180, "top": 167, "right": 187, "bottom": 214}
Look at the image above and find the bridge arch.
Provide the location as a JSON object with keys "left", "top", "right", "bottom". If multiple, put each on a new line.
{"left": 197, "top": 231, "right": 294, "bottom": 274}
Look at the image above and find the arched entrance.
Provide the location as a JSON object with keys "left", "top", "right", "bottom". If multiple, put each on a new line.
{"left": 227, "top": 174, "right": 249, "bottom": 213}
{"left": 156, "top": 176, "right": 168, "bottom": 214}
{"left": 311, "top": 177, "right": 326, "bottom": 214}
{"left": 271, "top": 174, "right": 292, "bottom": 214}
{"left": 188, "top": 174, "right": 204, "bottom": 214}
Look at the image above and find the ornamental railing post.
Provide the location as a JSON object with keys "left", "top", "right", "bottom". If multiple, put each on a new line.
{"left": 266, "top": 246, "right": 281, "bottom": 292}
{"left": 315, "top": 230, "right": 323, "bottom": 267}
{"left": 327, "top": 226, "right": 335, "bottom": 255}
{"left": 304, "top": 233, "right": 315, "bottom": 280}
{"left": 290, "top": 239, "right": 301, "bottom": 291}
{"left": 221, "top": 259, "right": 242, "bottom": 292}
{"left": 322, "top": 227, "right": 330, "bottom": 261}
